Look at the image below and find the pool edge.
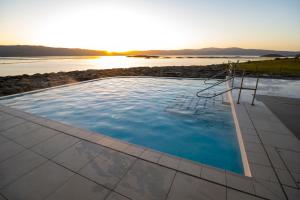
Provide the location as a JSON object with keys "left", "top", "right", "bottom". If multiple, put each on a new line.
{"left": 226, "top": 81, "right": 252, "bottom": 177}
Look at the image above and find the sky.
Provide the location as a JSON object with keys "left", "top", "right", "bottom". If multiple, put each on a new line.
{"left": 0, "top": 0, "right": 300, "bottom": 51}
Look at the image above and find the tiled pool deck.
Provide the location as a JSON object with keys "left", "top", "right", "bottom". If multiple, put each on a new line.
{"left": 0, "top": 95, "right": 300, "bottom": 199}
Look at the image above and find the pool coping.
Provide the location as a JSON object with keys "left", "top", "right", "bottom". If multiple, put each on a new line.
{"left": 227, "top": 82, "right": 252, "bottom": 177}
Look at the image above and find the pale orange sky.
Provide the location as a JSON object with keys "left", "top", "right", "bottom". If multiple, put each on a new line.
{"left": 0, "top": 0, "right": 300, "bottom": 51}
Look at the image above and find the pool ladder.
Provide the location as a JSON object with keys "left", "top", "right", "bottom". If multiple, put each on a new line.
{"left": 196, "top": 61, "right": 259, "bottom": 105}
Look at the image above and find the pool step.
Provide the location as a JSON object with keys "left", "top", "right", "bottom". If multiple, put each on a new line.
{"left": 165, "top": 94, "right": 230, "bottom": 117}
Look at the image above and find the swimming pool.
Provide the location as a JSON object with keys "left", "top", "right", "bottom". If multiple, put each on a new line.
{"left": 0, "top": 77, "right": 244, "bottom": 174}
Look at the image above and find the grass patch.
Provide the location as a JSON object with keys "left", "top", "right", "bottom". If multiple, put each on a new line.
{"left": 237, "top": 58, "right": 300, "bottom": 76}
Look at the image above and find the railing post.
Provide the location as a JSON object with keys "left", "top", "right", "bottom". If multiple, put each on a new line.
{"left": 251, "top": 78, "right": 259, "bottom": 105}
{"left": 237, "top": 72, "right": 244, "bottom": 104}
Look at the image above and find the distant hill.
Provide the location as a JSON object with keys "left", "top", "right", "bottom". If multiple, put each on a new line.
{"left": 260, "top": 54, "right": 285, "bottom": 57}
{"left": 125, "top": 47, "right": 300, "bottom": 56}
{"left": 0, "top": 45, "right": 299, "bottom": 57}
{"left": 0, "top": 45, "right": 109, "bottom": 57}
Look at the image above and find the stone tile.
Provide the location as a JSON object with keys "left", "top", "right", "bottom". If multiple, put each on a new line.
{"left": 1, "top": 161, "right": 74, "bottom": 200}
{"left": 53, "top": 141, "right": 105, "bottom": 171}
{"left": 250, "top": 164, "right": 278, "bottom": 183}
{"left": 0, "top": 135, "right": 9, "bottom": 145}
{"left": 247, "top": 151, "right": 271, "bottom": 166}
{"left": 0, "top": 117, "right": 25, "bottom": 132}
{"left": 275, "top": 169, "right": 297, "bottom": 187}
{"left": 244, "top": 142, "right": 265, "bottom": 153}
{"left": 253, "top": 179, "right": 286, "bottom": 200}
{"left": 79, "top": 151, "right": 136, "bottom": 189}
{"left": 84, "top": 132, "right": 106, "bottom": 143}
{"left": 1, "top": 122, "right": 42, "bottom": 140}
{"left": 178, "top": 160, "right": 202, "bottom": 177}
{"left": 108, "top": 140, "right": 130, "bottom": 152}
{"left": 123, "top": 144, "right": 145, "bottom": 157}
{"left": 0, "top": 141, "right": 25, "bottom": 163}
{"left": 31, "top": 133, "right": 79, "bottom": 158}
{"left": 290, "top": 172, "right": 300, "bottom": 183}
{"left": 201, "top": 166, "right": 226, "bottom": 185}
{"left": 242, "top": 133, "right": 261, "bottom": 144}
{"left": 45, "top": 174, "right": 109, "bottom": 200}
{"left": 240, "top": 127, "right": 257, "bottom": 136}
{"left": 158, "top": 154, "right": 180, "bottom": 169}
{"left": 115, "top": 160, "right": 175, "bottom": 200}
{"left": 14, "top": 127, "right": 60, "bottom": 148}
{"left": 227, "top": 188, "right": 265, "bottom": 200}
{"left": 140, "top": 149, "right": 162, "bottom": 163}
{"left": 96, "top": 137, "right": 115, "bottom": 147}
{"left": 252, "top": 119, "right": 292, "bottom": 135}
{"left": 226, "top": 172, "right": 255, "bottom": 194}
{"left": 106, "top": 192, "right": 130, "bottom": 200}
{"left": 284, "top": 186, "right": 300, "bottom": 200}
{"left": 0, "top": 113, "right": 14, "bottom": 122}
{"left": 265, "top": 147, "right": 286, "bottom": 170}
{"left": 167, "top": 172, "right": 226, "bottom": 200}
{"left": 0, "top": 150, "right": 46, "bottom": 188}
{"left": 259, "top": 131, "right": 300, "bottom": 151}
{"left": 278, "top": 149, "right": 300, "bottom": 174}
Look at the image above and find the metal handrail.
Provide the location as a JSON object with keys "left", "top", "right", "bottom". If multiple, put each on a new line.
{"left": 196, "top": 76, "right": 235, "bottom": 97}
{"left": 203, "top": 69, "right": 228, "bottom": 84}
{"left": 196, "top": 87, "right": 238, "bottom": 98}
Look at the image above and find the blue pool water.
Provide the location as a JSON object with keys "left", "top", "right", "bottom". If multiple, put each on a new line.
{"left": 0, "top": 77, "right": 243, "bottom": 174}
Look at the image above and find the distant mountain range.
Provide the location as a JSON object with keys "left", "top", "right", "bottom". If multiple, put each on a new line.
{"left": 0, "top": 45, "right": 299, "bottom": 57}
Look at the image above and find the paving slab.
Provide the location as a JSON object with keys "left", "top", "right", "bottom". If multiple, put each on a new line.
{"left": 226, "top": 172, "right": 255, "bottom": 194}
{"left": 45, "top": 174, "right": 109, "bottom": 200}
{"left": 250, "top": 163, "right": 279, "bottom": 183}
{"left": 178, "top": 160, "right": 202, "bottom": 177}
{"left": 283, "top": 186, "right": 300, "bottom": 200}
{"left": 31, "top": 133, "right": 79, "bottom": 158}
{"left": 79, "top": 151, "right": 136, "bottom": 189}
{"left": 0, "top": 150, "right": 46, "bottom": 188}
{"left": 167, "top": 172, "right": 226, "bottom": 200}
{"left": 253, "top": 179, "right": 286, "bottom": 200}
{"left": 0, "top": 135, "right": 9, "bottom": 145}
{"left": 275, "top": 168, "right": 298, "bottom": 188}
{"left": 0, "top": 117, "right": 25, "bottom": 132}
{"left": 0, "top": 141, "right": 25, "bottom": 163}
{"left": 53, "top": 140, "right": 105, "bottom": 172}
{"left": 200, "top": 166, "right": 226, "bottom": 185}
{"left": 140, "top": 149, "right": 162, "bottom": 163}
{"left": 256, "top": 95, "right": 300, "bottom": 140}
{"left": 1, "top": 122, "right": 42, "bottom": 140}
{"left": 106, "top": 192, "right": 130, "bottom": 200}
{"left": 278, "top": 149, "right": 300, "bottom": 174}
{"left": 115, "top": 160, "right": 175, "bottom": 200}
{"left": 158, "top": 154, "right": 180, "bottom": 170}
{"left": 14, "top": 127, "right": 60, "bottom": 148}
{"left": 1, "top": 161, "right": 74, "bottom": 200}
{"left": 227, "top": 188, "right": 265, "bottom": 200}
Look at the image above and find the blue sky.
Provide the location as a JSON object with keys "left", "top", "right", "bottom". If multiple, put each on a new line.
{"left": 0, "top": 0, "right": 299, "bottom": 51}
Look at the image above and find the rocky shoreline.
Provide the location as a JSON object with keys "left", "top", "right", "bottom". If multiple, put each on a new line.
{"left": 0, "top": 65, "right": 228, "bottom": 97}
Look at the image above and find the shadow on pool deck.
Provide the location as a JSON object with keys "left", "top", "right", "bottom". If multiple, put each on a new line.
{"left": 256, "top": 95, "right": 300, "bottom": 141}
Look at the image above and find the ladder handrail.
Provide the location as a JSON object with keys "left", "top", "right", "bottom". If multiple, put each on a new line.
{"left": 203, "top": 69, "right": 228, "bottom": 84}
{"left": 196, "top": 76, "right": 235, "bottom": 97}
{"left": 196, "top": 87, "right": 238, "bottom": 98}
